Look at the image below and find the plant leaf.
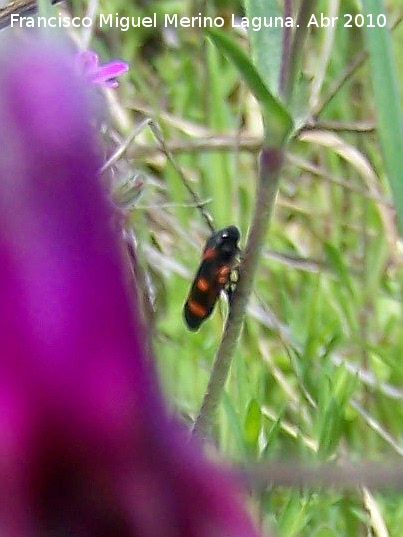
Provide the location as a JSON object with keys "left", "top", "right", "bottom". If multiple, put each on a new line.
{"left": 206, "top": 27, "right": 293, "bottom": 145}
{"left": 243, "top": 0, "right": 284, "bottom": 96}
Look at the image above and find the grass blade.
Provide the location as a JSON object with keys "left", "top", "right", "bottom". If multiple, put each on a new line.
{"left": 361, "top": 0, "right": 403, "bottom": 235}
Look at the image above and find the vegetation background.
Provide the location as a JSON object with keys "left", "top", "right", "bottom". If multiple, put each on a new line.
{"left": 68, "top": 0, "right": 403, "bottom": 534}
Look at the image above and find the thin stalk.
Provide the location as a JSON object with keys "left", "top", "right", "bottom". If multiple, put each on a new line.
{"left": 237, "top": 460, "right": 403, "bottom": 491}
{"left": 81, "top": 0, "right": 99, "bottom": 50}
{"left": 192, "top": 147, "right": 284, "bottom": 440}
{"left": 312, "top": 49, "right": 366, "bottom": 118}
{"left": 149, "top": 121, "right": 215, "bottom": 234}
{"left": 101, "top": 119, "right": 216, "bottom": 234}
{"left": 279, "top": 0, "right": 293, "bottom": 97}
{"left": 284, "top": 0, "right": 317, "bottom": 103}
{"left": 313, "top": 13, "right": 402, "bottom": 118}
{"left": 309, "top": 0, "right": 340, "bottom": 111}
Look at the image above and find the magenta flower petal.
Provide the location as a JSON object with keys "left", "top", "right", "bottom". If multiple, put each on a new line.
{"left": 76, "top": 49, "right": 129, "bottom": 87}
{"left": 91, "top": 61, "right": 129, "bottom": 87}
{"left": 0, "top": 35, "right": 260, "bottom": 537}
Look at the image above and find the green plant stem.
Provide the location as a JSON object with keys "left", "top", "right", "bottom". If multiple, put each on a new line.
{"left": 192, "top": 147, "right": 284, "bottom": 441}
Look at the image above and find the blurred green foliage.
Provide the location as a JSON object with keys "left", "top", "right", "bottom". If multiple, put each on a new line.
{"left": 83, "top": 0, "right": 403, "bottom": 534}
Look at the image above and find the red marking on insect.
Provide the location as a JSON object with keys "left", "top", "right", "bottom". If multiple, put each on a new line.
{"left": 183, "top": 226, "right": 240, "bottom": 331}
{"left": 202, "top": 247, "right": 218, "bottom": 261}
{"left": 186, "top": 299, "right": 207, "bottom": 318}
{"left": 196, "top": 277, "right": 210, "bottom": 292}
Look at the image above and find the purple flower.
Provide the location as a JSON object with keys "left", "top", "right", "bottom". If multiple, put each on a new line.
{"left": 77, "top": 49, "right": 129, "bottom": 88}
{"left": 0, "top": 35, "right": 260, "bottom": 537}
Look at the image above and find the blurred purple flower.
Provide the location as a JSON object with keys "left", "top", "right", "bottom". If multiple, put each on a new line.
{"left": 77, "top": 49, "right": 129, "bottom": 88}
{"left": 0, "top": 35, "right": 260, "bottom": 537}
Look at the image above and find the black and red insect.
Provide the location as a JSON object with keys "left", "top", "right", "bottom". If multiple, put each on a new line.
{"left": 183, "top": 225, "right": 240, "bottom": 331}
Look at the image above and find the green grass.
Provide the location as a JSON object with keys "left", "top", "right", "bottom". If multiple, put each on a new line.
{"left": 82, "top": 0, "right": 403, "bottom": 534}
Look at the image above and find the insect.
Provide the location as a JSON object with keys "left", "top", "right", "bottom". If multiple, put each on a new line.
{"left": 183, "top": 225, "right": 240, "bottom": 331}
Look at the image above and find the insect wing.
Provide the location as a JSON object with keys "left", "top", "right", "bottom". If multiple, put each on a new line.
{"left": 183, "top": 253, "right": 221, "bottom": 331}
